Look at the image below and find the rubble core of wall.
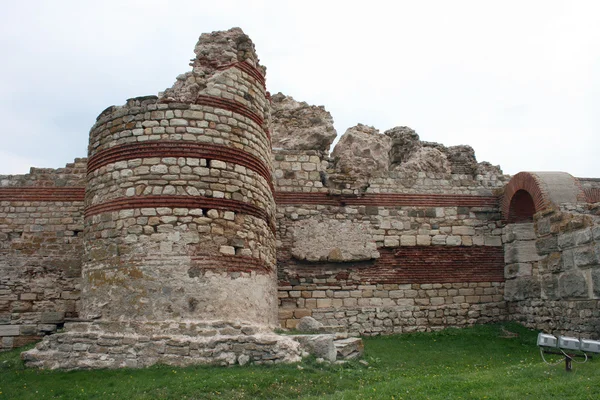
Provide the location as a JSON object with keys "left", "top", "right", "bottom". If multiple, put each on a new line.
{"left": 271, "top": 119, "right": 508, "bottom": 195}
{"left": 159, "top": 27, "right": 267, "bottom": 115}
{"left": 270, "top": 93, "right": 337, "bottom": 152}
{"left": 0, "top": 160, "right": 86, "bottom": 350}
{"left": 504, "top": 204, "right": 600, "bottom": 337}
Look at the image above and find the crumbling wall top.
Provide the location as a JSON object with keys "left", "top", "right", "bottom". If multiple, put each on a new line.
{"left": 270, "top": 92, "right": 337, "bottom": 152}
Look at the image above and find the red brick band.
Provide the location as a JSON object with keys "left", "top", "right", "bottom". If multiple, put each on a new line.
{"left": 584, "top": 187, "right": 600, "bottom": 204}
{"left": 195, "top": 95, "right": 268, "bottom": 139}
{"left": 0, "top": 187, "right": 85, "bottom": 202}
{"left": 84, "top": 195, "right": 275, "bottom": 232}
{"left": 216, "top": 61, "right": 266, "bottom": 89}
{"left": 86, "top": 141, "right": 273, "bottom": 191}
{"left": 191, "top": 255, "right": 272, "bottom": 274}
{"left": 280, "top": 246, "right": 504, "bottom": 285}
{"left": 372, "top": 246, "right": 505, "bottom": 284}
{"left": 275, "top": 192, "right": 498, "bottom": 208}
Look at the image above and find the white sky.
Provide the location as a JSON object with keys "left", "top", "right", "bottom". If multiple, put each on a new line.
{"left": 0, "top": 0, "right": 598, "bottom": 177}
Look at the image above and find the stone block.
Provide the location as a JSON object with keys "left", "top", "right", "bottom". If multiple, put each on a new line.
{"left": 316, "top": 298, "right": 332, "bottom": 308}
{"left": 573, "top": 245, "right": 598, "bottom": 268}
{"left": 484, "top": 236, "right": 502, "bottom": 246}
{"left": 503, "top": 277, "right": 541, "bottom": 301}
{"left": 292, "top": 334, "right": 336, "bottom": 362}
{"left": 536, "top": 236, "right": 558, "bottom": 255}
{"left": 416, "top": 235, "right": 431, "bottom": 246}
{"left": 505, "top": 263, "right": 533, "bottom": 279}
{"left": 0, "top": 325, "right": 19, "bottom": 336}
{"left": 19, "top": 325, "right": 37, "bottom": 335}
{"left": 558, "top": 271, "right": 588, "bottom": 299}
{"left": 446, "top": 236, "right": 462, "bottom": 246}
{"left": 294, "top": 309, "right": 312, "bottom": 319}
{"left": 334, "top": 337, "right": 364, "bottom": 360}
{"left": 40, "top": 311, "right": 65, "bottom": 324}
{"left": 383, "top": 237, "right": 399, "bottom": 247}
{"left": 503, "top": 223, "right": 536, "bottom": 243}
{"left": 400, "top": 236, "right": 416, "bottom": 246}
{"left": 504, "top": 241, "right": 542, "bottom": 264}
{"left": 452, "top": 226, "right": 475, "bottom": 236}
{"left": 219, "top": 245, "right": 235, "bottom": 255}
{"left": 541, "top": 275, "right": 559, "bottom": 300}
{"left": 431, "top": 235, "right": 446, "bottom": 245}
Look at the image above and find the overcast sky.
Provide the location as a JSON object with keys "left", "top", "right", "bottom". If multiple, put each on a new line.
{"left": 0, "top": 0, "right": 598, "bottom": 177}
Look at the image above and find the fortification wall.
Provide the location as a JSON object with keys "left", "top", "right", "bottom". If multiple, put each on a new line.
{"left": 83, "top": 94, "right": 276, "bottom": 325}
{"left": 0, "top": 160, "right": 86, "bottom": 350}
{"left": 271, "top": 96, "right": 509, "bottom": 334}
{"left": 504, "top": 205, "right": 600, "bottom": 338}
{"left": 3, "top": 28, "right": 599, "bottom": 365}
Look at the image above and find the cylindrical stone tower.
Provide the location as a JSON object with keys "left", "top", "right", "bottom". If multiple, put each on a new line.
{"left": 82, "top": 28, "right": 277, "bottom": 327}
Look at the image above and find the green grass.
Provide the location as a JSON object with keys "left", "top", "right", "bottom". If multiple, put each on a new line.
{"left": 1, "top": 323, "right": 598, "bottom": 399}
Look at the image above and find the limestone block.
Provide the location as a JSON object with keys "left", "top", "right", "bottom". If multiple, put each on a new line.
{"left": 0, "top": 325, "right": 19, "bottom": 336}
{"left": 432, "top": 235, "right": 447, "bottom": 245}
{"left": 40, "top": 311, "right": 65, "bottom": 324}
{"left": 504, "top": 277, "right": 541, "bottom": 301}
{"left": 384, "top": 237, "right": 400, "bottom": 247}
{"left": 400, "top": 235, "right": 417, "bottom": 246}
{"left": 291, "top": 219, "right": 379, "bottom": 262}
{"left": 452, "top": 226, "right": 475, "bottom": 236}
{"left": 292, "top": 334, "right": 337, "bottom": 362}
{"left": 484, "top": 236, "right": 502, "bottom": 246}
{"left": 573, "top": 245, "right": 598, "bottom": 268}
{"left": 504, "top": 263, "right": 533, "bottom": 279}
{"left": 504, "top": 241, "right": 542, "bottom": 264}
{"left": 558, "top": 271, "right": 588, "bottom": 299}
{"left": 297, "top": 317, "right": 323, "bottom": 333}
{"left": 536, "top": 236, "right": 558, "bottom": 255}
{"left": 416, "top": 235, "right": 431, "bottom": 246}
{"left": 502, "top": 223, "right": 535, "bottom": 243}
{"left": 270, "top": 93, "right": 337, "bottom": 152}
{"left": 559, "top": 228, "right": 593, "bottom": 249}
{"left": 541, "top": 274, "right": 559, "bottom": 300}
{"left": 446, "top": 236, "right": 462, "bottom": 246}
{"left": 334, "top": 337, "right": 364, "bottom": 360}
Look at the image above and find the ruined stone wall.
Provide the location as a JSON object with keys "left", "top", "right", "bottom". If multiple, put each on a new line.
{"left": 505, "top": 205, "right": 600, "bottom": 338}
{"left": 0, "top": 160, "right": 86, "bottom": 350}
{"left": 271, "top": 96, "right": 509, "bottom": 334}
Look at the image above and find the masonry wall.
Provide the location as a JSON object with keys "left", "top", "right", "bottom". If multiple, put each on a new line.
{"left": 0, "top": 160, "right": 86, "bottom": 350}
{"left": 274, "top": 148, "right": 509, "bottom": 335}
{"left": 505, "top": 205, "right": 600, "bottom": 338}
{"left": 82, "top": 63, "right": 277, "bottom": 326}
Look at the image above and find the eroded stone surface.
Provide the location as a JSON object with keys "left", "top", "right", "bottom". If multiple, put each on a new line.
{"left": 160, "top": 27, "right": 265, "bottom": 105}
{"left": 270, "top": 93, "right": 337, "bottom": 152}
{"left": 290, "top": 219, "right": 379, "bottom": 262}
{"left": 331, "top": 124, "right": 391, "bottom": 189}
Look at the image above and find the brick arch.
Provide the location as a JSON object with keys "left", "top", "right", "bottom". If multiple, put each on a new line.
{"left": 501, "top": 171, "right": 586, "bottom": 221}
{"left": 501, "top": 172, "right": 550, "bottom": 222}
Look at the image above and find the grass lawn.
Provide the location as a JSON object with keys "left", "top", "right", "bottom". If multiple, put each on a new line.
{"left": 0, "top": 323, "right": 598, "bottom": 399}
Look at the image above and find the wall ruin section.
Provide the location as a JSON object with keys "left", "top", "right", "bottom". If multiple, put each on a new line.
{"left": 0, "top": 28, "right": 599, "bottom": 365}
{"left": 0, "top": 160, "right": 86, "bottom": 350}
